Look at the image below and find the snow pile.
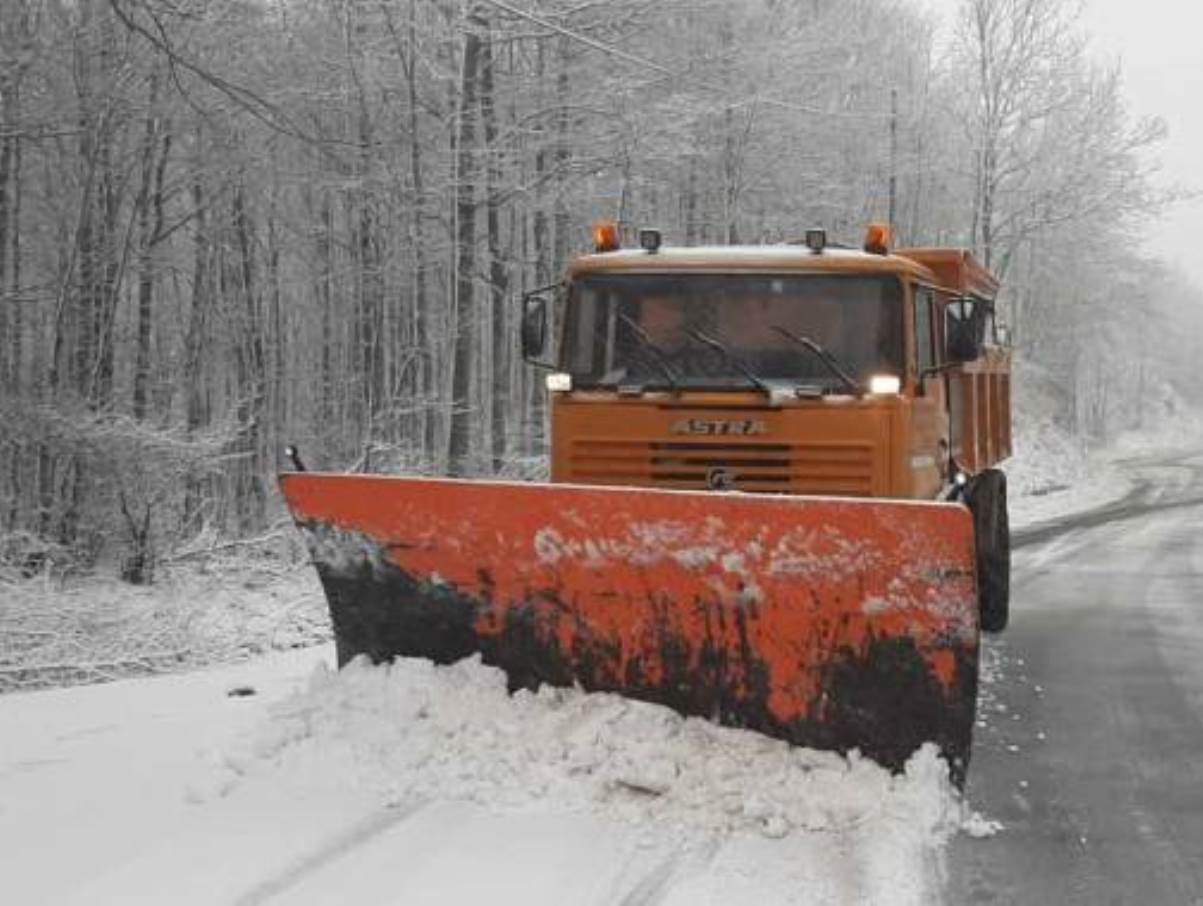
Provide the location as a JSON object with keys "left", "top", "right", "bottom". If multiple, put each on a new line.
{"left": 205, "top": 656, "right": 991, "bottom": 862}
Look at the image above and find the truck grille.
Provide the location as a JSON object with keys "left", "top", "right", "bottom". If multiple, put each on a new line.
{"left": 568, "top": 439, "right": 876, "bottom": 496}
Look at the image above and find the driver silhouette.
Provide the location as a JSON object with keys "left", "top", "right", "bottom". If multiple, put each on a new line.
{"left": 638, "top": 296, "right": 690, "bottom": 354}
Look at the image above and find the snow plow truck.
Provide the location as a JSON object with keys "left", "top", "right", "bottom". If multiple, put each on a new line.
{"left": 280, "top": 223, "right": 1011, "bottom": 781}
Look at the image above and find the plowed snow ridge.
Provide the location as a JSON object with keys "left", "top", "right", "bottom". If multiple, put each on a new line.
{"left": 190, "top": 654, "right": 996, "bottom": 902}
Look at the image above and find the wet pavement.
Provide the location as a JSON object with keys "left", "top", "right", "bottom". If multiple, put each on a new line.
{"left": 943, "top": 452, "right": 1203, "bottom": 905}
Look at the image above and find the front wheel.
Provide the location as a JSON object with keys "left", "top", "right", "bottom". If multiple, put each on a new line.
{"left": 968, "top": 469, "right": 1010, "bottom": 633}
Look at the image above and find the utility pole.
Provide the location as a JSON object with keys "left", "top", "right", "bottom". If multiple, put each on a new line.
{"left": 888, "top": 87, "right": 898, "bottom": 237}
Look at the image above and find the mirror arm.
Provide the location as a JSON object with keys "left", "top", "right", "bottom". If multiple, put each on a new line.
{"left": 521, "top": 281, "right": 564, "bottom": 303}
{"left": 919, "top": 362, "right": 960, "bottom": 382}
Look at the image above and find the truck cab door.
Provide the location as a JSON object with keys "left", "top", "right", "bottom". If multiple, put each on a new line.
{"left": 911, "top": 286, "right": 951, "bottom": 497}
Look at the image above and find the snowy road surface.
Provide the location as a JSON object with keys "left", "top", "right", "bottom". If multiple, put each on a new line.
{"left": 1, "top": 648, "right": 966, "bottom": 905}
{"left": 5, "top": 449, "right": 1199, "bottom": 904}
{"left": 1, "top": 637, "right": 972, "bottom": 905}
{"left": 944, "top": 451, "right": 1203, "bottom": 903}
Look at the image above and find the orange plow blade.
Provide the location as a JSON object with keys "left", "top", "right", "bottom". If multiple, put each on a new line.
{"left": 280, "top": 474, "right": 980, "bottom": 777}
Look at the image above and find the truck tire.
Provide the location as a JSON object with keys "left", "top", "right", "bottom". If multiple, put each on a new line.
{"left": 969, "top": 469, "right": 1010, "bottom": 633}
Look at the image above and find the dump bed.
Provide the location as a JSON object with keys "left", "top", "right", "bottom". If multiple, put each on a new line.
{"left": 900, "top": 248, "right": 1011, "bottom": 471}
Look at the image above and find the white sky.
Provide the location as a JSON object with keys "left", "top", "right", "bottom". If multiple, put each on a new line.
{"left": 922, "top": 0, "right": 1203, "bottom": 284}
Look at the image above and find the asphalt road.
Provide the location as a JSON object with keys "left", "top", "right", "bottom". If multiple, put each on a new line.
{"left": 942, "top": 452, "right": 1203, "bottom": 905}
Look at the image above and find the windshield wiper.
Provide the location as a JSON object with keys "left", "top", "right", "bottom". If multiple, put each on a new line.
{"left": 769, "top": 326, "right": 864, "bottom": 396}
{"left": 616, "top": 313, "right": 681, "bottom": 390}
{"left": 683, "top": 328, "right": 774, "bottom": 396}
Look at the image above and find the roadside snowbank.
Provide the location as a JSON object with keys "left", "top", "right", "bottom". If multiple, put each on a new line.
{"left": 1006, "top": 413, "right": 1203, "bottom": 531}
{"left": 0, "top": 553, "right": 326, "bottom": 692}
{"left": 1004, "top": 357, "right": 1203, "bottom": 529}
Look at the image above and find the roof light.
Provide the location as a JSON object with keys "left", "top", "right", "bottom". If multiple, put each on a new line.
{"left": 805, "top": 228, "right": 827, "bottom": 254}
{"left": 868, "top": 374, "right": 901, "bottom": 395}
{"left": 591, "top": 221, "right": 621, "bottom": 253}
{"left": 545, "top": 372, "right": 573, "bottom": 393}
{"left": 638, "top": 228, "right": 662, "bottom": 253}
{"left": 864, "top": 222, "right": 892, "bottom": 256}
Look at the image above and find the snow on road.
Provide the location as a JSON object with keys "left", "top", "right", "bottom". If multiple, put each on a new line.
{"left": 0, "top": 646, "right": 334, "bottom": 903}
{"left": 1, "top": 642, "right": 985, "bottom": 904}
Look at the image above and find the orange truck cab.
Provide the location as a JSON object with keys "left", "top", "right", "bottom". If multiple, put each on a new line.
{"left": 521, "top": 224, "right": 1013, "bottom": 631}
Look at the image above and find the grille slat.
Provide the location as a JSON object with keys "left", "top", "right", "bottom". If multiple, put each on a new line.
{"left": 569, "top": 438, "right": 876, "bottom": 495}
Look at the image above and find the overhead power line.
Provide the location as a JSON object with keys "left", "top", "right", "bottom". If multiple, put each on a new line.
{"left": 477, "top": 0, "right": 892, "bottom": 121}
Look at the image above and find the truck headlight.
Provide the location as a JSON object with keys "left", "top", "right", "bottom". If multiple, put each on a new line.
{"left": 545, "top": 373, "right": 573, "bottom": 392}
{"left": 868, "top": 374, "right": 901, "bottom": 395}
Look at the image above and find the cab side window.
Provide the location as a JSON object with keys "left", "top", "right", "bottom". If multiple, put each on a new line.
{"left": 915, "top": 288, "right": 935, "bottom": 375}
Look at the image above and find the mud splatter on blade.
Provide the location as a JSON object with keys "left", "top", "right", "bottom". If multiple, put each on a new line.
{"left": 280, "top": 474, "right": 979, "bottom": 777}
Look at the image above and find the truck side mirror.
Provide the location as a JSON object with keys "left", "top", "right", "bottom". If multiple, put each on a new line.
{"left": 946, "top": 298, "right": 983, "bottom": 364}
{"left": 521, "top": 292, "right": 549, "bottom": 363}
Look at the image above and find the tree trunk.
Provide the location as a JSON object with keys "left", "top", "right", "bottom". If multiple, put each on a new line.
{"left": 182, "top": 177, "right": 211, "bottom": 534}
{"left": 230, "top": 185, "right": 266, "bottom": 532}
{"left": 552, "top": 36, "right": 570, "bottom": 269}
{"left": 447, "top": 13, "right": 482, "bottom": 476}
{"left": 407, "top": 2, "right": 434, "bottom": 463}
{"left": 480, "top": 24, "right": 509, "bottom": 473}
{"left": 0, "top": 69, "right": 14, "bottom": 530}
{"left": 318, "top": 191, "right": 335, "bottom": 445}
{"left": 0, "top": 74, "right": 12, "bottom": 392}
{"left": 346, "top": 3, "right": 384, "bottom": 452}
{"left": 527, "top": 39, "right": 550, "bottom": 458}
{"left": 267, "top": 162, "right": 285, "bottom": 470}
{"left": 133, "top": 71, "right": 167, "bottom": 422}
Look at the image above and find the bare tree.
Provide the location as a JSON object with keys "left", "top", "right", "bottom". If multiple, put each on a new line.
{"left": 0, "top": 0, "right": 1180, "bottom": 580}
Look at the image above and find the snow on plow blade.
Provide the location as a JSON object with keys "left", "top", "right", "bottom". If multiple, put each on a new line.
{"left": 280, "top": 474, "right": 979, "bottom": 777}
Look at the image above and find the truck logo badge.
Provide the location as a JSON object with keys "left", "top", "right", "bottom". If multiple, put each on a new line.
{"left": 706, "top": 468, "right": 736, "bottom": 491}
{"left": 669, "top": 418, "right": 768, "bottom": 436}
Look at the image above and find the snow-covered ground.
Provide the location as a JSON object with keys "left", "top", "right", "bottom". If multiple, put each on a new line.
{"left": 1003, "top": 359, "right": 1203, "bottom": 529}
{"left": 4, "top": 407, "right": 1198, "bottom": 904}
{"left": 0, "top": 549, "right": 328, "bottom": 693}
{"left": 1, "top": 646, "right": 990, "bottom": 904}
{"left": 1006, "top": 416, "right": 1203, "bottom": 530}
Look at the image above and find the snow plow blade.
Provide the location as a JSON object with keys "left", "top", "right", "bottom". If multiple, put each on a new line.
{"left": 280, "top": 474, "right": 979, "bottom": 776}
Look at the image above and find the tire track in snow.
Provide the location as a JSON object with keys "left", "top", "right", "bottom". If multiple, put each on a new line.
{"left": 616, "top": 840, "right": 719, "bottom": 906}
{"left": 234, "top": 796, "right": 429, "bottom": 905}
{"left": 616, "top": 853, "right": 682, "bottom": 906}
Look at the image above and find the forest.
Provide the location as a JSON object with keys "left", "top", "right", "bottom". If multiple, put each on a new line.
{"left": 0, "top": 0, "right": 1197, "bottom": 579}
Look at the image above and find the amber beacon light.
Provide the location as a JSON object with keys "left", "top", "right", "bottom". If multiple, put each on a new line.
{"left": 863, "top": 222, "right": 892, "bottom": 255}
{"left": 591, "top": 221, "right": 621, "bottom": 253}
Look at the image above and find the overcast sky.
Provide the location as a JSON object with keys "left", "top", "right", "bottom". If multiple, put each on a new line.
{"left": 923, "top": 0, "right": 1203, "bottom": 284}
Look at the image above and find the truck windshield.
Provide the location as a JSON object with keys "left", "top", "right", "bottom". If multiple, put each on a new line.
{"left": 560, "top": 273, "right": 903, "bottom": 390}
